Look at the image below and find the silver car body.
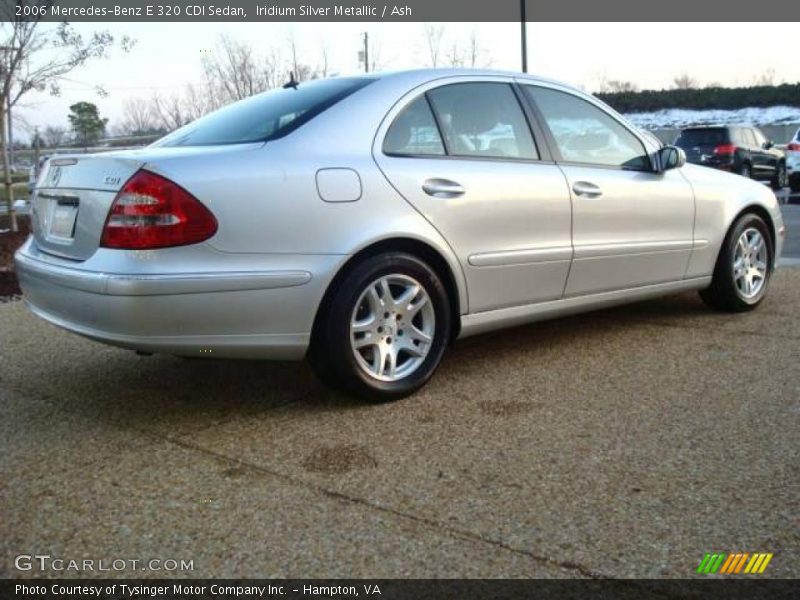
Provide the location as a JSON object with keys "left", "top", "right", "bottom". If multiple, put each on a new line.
{"left": 15, "top": 69, "right": 785, "bottom": 358}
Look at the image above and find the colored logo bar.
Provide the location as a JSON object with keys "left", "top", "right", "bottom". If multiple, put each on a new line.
{"left": 696, "top": 552, "right": 773, "bottom": 574}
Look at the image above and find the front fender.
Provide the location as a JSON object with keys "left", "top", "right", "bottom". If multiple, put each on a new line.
{"left": 681, "top": 164, "right": 784, "bottom": 277}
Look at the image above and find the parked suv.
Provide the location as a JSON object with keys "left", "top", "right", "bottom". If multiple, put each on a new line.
{"left": 787, "top": 127, "right": 800, "bottom": 193}
{"left": 674, "top": 126, "right": 787, "bottom": 190}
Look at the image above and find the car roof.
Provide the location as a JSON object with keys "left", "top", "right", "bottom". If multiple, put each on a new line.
{"left": 359, "top": 68, "right": 583, "bottom": 94}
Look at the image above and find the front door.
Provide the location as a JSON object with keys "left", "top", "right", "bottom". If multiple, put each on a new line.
{"left": 521, "top": 83, "right": 695, "bottom": 296}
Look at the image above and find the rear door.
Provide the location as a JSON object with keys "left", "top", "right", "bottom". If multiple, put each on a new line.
{"left": 521, "top": 83, "right": 695, "bottom": 296}
{"left": 374, "top": 78, "right": 573, "bottom": 313}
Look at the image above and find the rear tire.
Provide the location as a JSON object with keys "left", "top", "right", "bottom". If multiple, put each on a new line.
{"left": 738, "top": 163, "right": 752, "bottom": 179}
{"left": 770, "top": 162, "right": 787, "bottom": 190}
{"left": 309, "top": 252, "right": 451, "bottom": 402}
{"left": 699, "top": 213, "right": 772, "bottom": 312}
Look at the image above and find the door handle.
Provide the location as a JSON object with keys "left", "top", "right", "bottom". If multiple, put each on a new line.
{"left": 572, "top": 181, "right": 603, "bottom": 198}
{"left": 422, "top": 178, "right": 465, "bottom": 198}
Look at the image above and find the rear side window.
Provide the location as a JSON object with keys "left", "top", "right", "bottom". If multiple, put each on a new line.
{"left": 154, "top": 77, "right": 374, "bottom": 147}
{"left": 524, "top": 86, "right": 648, "bottom": 170}
{"left": 427, "top": 83, "right": 538, "bottom": 160}
{"left": 675, "top": 129, "right": 729, "bottom": 148}
{"left": 383, "top": 96, "right": 445, "bottom": 156}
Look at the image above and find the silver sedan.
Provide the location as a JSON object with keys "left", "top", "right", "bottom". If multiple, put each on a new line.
{"left": 15, "top": 69, "right": 785, "bottom": 401}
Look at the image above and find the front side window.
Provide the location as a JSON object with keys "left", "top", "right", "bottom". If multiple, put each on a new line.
{"left": 383, "top": 96, "right": 445, "bottom": 156}
{"left": 154, "top": 77, "right": 374, "bottom": 147}
{"left": 426, "top": 83, "right": 538, "bottom": 160}
{"left": 524, "top": 86, "right": 649, "bottom": 170}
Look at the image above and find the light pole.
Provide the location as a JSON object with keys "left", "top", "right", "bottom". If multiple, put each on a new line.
{"left": 520, "top": 0, "right": 528, "bottom": 73}
{"left": 362, "top": 32, "right": 369, "bottom": 73}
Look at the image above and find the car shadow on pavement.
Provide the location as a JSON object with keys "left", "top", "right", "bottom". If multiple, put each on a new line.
{"left": 20, "top": 290, "right": 723, "bottom": 437}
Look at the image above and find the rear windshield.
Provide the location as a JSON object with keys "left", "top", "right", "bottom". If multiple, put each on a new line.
{"left": 674, "top": 128, "right": 729, "bottom": 148}
{"left": 154, "top": 77, "right": 374, "bottom": 147}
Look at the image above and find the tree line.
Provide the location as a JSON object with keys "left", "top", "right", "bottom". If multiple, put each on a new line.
{"left": 596, "top": 84, "right": 800, "bottom": 114}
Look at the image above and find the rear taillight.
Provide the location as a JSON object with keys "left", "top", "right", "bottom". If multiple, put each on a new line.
{"left": 100, "top": 170, "right": 217, "bottom": 249}
{"left": 787, "top": 142, "right": 800, "bottom": 151}
{"left": 713, "top": 143, "right": 737, "bottom": 156}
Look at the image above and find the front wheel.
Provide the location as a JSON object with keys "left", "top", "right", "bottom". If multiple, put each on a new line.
{"left": 699, "top": 213, "right": 772, "bottom": 312}
{"left": 309, "top": 252, "right": 451, "bottom": 402}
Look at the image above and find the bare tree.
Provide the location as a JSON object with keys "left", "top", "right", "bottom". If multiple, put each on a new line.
{"left": 285, "top": 32, "right": 316, "bottom": 82}
{"left": 673, "top": 73, "right": 698, "bottom": 90}
{"left": 119, "top": 96, "right": 156, "bottom": 135}
{"left": 0, "top": 8, "right": 133, "bottom": 230}
{"left": 606, "top": 80, "right": 639, "bottom": 93}
{"left": 150, "top": 92, "right": 187, "bottom": 131}
{"left": 203, "top": 35, "right": 265, "bottom": 103}
{"left": 447, "top": 42, "right": 464, "bottom": 68}
{"left": 42, "top": 124, "right": 66, "bottom": 148}
{"left": 752, "top": 68, "right": 777, "bottom": 87}
{"left": 182, "top": 82, "right": 215, "bottom": 121}
{"left": 319, "top": 40, "right": 329, "bottom": 78}
{"left": 466, "top": 29, "right": 485, "bottom": 68}
{"left": 423, "top": 25, "right": 445, "bottom": 68}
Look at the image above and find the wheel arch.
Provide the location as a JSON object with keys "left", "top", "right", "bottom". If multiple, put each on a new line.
{"left": 311, "top": 237, "right": 465, "bottom": 348}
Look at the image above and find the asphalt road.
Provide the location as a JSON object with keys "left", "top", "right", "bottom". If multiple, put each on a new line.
{"left": 1, "top": 267, "right": 798, "bottom": 579}
{"left": 778, "top": 195, "right": 800, "bottom": 263}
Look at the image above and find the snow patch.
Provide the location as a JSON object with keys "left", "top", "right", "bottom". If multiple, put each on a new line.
{"left": 624, "top": 106, "right": 800, "bottom": 129}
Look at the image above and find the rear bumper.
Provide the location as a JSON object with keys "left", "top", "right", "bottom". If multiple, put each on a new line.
{"left": 14, "top": 240, "right": 344, "bottom": 359}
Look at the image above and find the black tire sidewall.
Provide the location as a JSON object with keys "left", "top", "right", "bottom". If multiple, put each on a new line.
{"left": 715, "top": 214, "right": 772, "bottom": 309}
{"left": 321, "top": 252, "right": 451, "bottom": 401}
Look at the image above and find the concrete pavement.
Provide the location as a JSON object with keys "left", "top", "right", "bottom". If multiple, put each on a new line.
{"left": 1, "top": 268, "right": 798, "bottom": 579}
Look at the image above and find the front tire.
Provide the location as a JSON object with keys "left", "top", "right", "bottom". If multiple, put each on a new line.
{"left": 699, "top": 213, "right": 772, "bottom": 312}
{"left": 309, "top": 252, "right": 451, "bottom": 402}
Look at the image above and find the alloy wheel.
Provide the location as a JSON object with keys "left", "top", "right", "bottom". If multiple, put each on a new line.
{"left": 349, "top": 274, "right": 435, "bottom": 382}
{"left": 733, "top": 227, "right": 768, "bottom": 299}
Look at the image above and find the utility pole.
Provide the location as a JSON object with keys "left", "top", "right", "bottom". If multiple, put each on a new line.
{"left": 362, "top": 32, "right": 369, "bottom": 73}
{"left": 520, "top": 0, "right": 528, "bottom": 73}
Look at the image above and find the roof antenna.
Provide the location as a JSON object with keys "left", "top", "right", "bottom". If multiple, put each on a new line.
{"left": 283, "top": 72, "right": 299, "bottom": 89}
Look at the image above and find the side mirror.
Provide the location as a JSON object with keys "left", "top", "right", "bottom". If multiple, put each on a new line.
{"left": 763, "top": 140, "right": 774, "bottom": 150}
{"left": 657, "top": 145, "right": 686, "bottom": 172}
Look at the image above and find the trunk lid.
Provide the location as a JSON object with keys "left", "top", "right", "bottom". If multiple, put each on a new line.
{"left": 31, "top": 155, "right": 144, "bottom": 261}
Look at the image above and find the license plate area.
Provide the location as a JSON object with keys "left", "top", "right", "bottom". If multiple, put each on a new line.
{"left": 43, "top": 194, "right": 80, "bottom": 241}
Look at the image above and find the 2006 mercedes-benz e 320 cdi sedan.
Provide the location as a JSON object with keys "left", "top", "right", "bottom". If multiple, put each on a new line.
{"left": 16, "top": 70, "right": 785, "bottom": 401}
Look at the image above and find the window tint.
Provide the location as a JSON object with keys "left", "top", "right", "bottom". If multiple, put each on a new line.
{"left": 675, "top": 128, "right": 729, "bottom": 148}
{"left": 426, "top": 83, "right": 538, "bottom": 160}
{"left": 524, "top": 86, "right": 648, "bottom": 170}
{"left": 383, "top": 96, "right": 445, "bottom": 156}
{"left": 154, "top": 77, "right": 374, "bottom": 147}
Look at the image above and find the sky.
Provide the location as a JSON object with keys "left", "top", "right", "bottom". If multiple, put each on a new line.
{"left": 12, "top": 22, "right": 800, "bottom": 140}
